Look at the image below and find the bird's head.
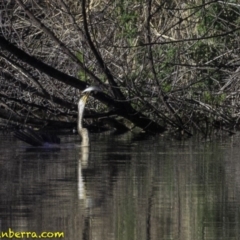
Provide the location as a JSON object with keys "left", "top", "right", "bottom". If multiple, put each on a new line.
{"left": 80, "top": 86, "right": 101, "bottom": 103}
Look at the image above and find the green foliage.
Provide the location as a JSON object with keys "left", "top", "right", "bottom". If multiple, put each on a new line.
{"left": 191, "top": 2, "right": 240, "bottom": 64}
{"left": 190, "top": 75, "right": 226, "bottom": 106}
{"left": 76, "top": 51, "right": 84, "bottom": 63}
{"left": 77, "top": 71, "right": 87, "bottom": 82}
{"left": 119, "top": 13, "right": 138, "bottom": 39}
{"left": 76, "top": 52, "right": 87, "bottom": 81}
{"left": 191, "top": 42, "right": 217, "bottom": 64}
{"left": 203, "top": 91, "right": 226, "bottom": 105}
{"left": 162, "top": 82, "right": 172, "bottom": 93}
{"left": 158, "top": 46, "right": 177, "bottom": 90}
{"left": 115, "top": 1, "right": 139, "bottom": 41}
{"left": 196, "top": 2, "right": 240, "bottom": 33}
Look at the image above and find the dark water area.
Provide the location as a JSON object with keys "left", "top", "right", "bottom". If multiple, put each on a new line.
{"left": 0, "top": 131, "right": 240, "bottom": 239}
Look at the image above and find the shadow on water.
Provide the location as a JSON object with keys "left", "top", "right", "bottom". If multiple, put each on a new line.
{"left": 1, "top": 132, "right": 240, "bottom": 239}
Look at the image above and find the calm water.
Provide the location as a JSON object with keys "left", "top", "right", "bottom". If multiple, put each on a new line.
{"left": 0, "top": 131, "right": 240, "bottom": 240}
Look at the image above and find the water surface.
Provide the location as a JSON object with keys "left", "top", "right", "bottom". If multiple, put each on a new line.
{"left": 0, "top": 132, "right": 240, "bottom": 240}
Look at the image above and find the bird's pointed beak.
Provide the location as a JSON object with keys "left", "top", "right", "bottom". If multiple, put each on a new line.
{"left": 82, "top": 86, "right": 101, "bottom": 94}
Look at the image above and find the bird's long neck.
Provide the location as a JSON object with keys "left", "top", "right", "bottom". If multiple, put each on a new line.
{"left": 78, "top": 96, "right": 85, "bottom": 134}
{"left": 78, "top": 94, "right": 90, "bottom": 147}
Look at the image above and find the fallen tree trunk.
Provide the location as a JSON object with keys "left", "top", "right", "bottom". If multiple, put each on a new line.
{"left": 0, "top": 36, "right": 165, "bottom": 134}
